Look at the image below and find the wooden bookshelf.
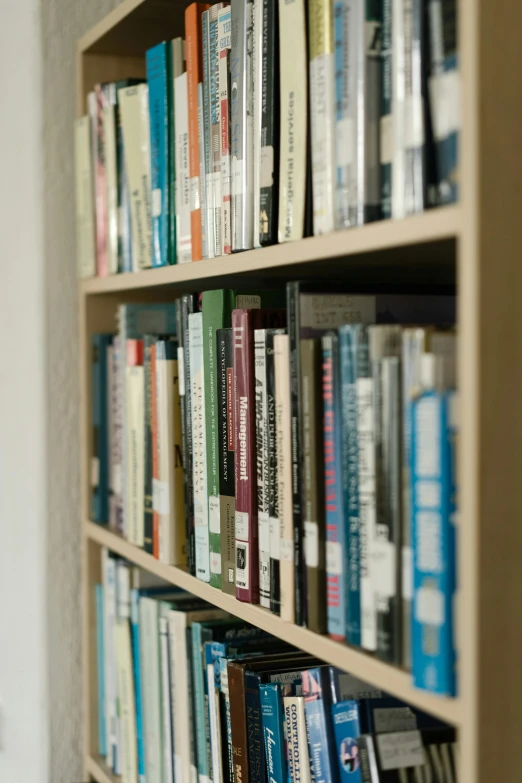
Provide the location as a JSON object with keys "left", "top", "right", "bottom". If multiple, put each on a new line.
{"left": 78, "top": 0, "right": 522, "bottom": 781}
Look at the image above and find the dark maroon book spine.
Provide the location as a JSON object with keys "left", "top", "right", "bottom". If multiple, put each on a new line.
{"left": 233, "top": 308, "right": 286, "bottom": 603}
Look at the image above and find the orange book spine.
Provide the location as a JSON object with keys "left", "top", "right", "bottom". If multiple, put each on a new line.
{"left": 185, "top": 2, "right": 210, "bottom": 261}
{"left": 151, "top": 343, "right": 159, "bottom": 557}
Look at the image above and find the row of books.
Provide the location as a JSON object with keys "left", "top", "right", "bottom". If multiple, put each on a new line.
{"left": 75, "top": 0, "right": 459, "bottom": 278}
{"left": 91, "top": 284, "right": 457, "bottom": 695}
{"left": 96, "top": 552, "right": 459, "bottom": 783}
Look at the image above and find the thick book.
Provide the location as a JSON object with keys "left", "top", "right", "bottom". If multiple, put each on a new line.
{"left": 266, "top": 331, "right": 282, "bottom": 614}
{"left": 143, "top": 336, "right": 156, "bottom": 554}
{"left": 218, "top": 8, "right": 233, "bottom": 254}
{"left": 231, "top": 0, "right": 254, "bottom": 251}
{"left": 92, "top": 334, "right": 112, "bottom": 524}
{"left": 90, "top": 84, "right": 109, "bottom": 276}
{"left": 301, "top": 338, "right": 327, "bottom": 634}
{"left": 189, "top": 311, "right": 211, "bottom": 582}
{"left": 256, "top": 0, "right": 279, "bottom": 245}
{"left": 217, "top": 327, "right": 236, "bottom": 595}
{"left": 302, "top": 667, "right": 338, "bottom": 783}
{"left": 277, "top": 0, "right": 308, "bottom": 242}
{"left": 284, "top": 695, "right": 312, "bottom": 783}
{"left": 233, "top": 309, "right": 287, "bottom": 603}
{"left": 126, "top": 340, "right": 145, "bottom": 547}
{"left": 186, "top": 2, "right": 211, "bottom": 261}
{"left": 146, "top": 41, "right": 171, "bottom": 267}
{"left": 274, "top": 333, "right": 294, "bottom": 623}
{"left": 130, "top": 590, "right": 146, "bottom": 783}
{"left": 74, "top": 116, "right": 96, "bottom": 278}
{"left": 118, "top": 84, "right": 153, "bottom": 270}
{"left": 174, "top": 54, "right": 193, "bottom": 264}
{"left": 156, "top": 339, "right": 186, "bottom": 565}
{"left": 114, "top": 621, "right": 138, "bottom": 783}
{"left": 308, "top": 0, "right": 336, "bottom": 235}
{"left": 333, "top": 0, "right": 357, "bottom": 229}
{"left": 95, "top": 584, "right": 107, "bottom": 757}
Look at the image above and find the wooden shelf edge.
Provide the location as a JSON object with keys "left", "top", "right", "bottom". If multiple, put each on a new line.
{"left": 79, "top": 206, "right": 460, "bottom": 296}
{"left": 86, "top": 520, "right": 462, "bottom": 727}
{"left": 78, "top": 0, "right": 146, "bottom": 53}
{"left": 86, "top": 754, "right": 118, "bottom": 783}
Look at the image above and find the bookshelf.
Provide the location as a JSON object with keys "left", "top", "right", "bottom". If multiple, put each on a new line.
{"left": 77, "top": 1, "right": 522, "bottom": 782}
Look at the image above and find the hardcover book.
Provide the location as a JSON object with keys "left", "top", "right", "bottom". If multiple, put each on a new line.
{"left": 202, "top": 10, "right": 215, "bottom": 258}
{"left": 146, "top": 42, "right": 171, "bottom": 267}
{"left": 257, "top": 0, "right": 279, "bottom": 245}
{"left": 130, "top": 590, "right": 146, "bottom": 783}
{"left": 266, "top": 330, "right": 283, "bottom": 614}
{"left": 218, "top": 7, "right": 233, "bottom": 254}
{"left": 143, "top": 336, "right": 156, "bottom": 554}
{"left": 284, "top": 695, "right": 312, "bottom": 783}
{"left": 302, "top": 666, "right": 338, "bottom": 783}
{"left": 103, "top": 85, "right": 118, "bottom": 274}
{"left": 208, "top": 4, "right": 225, "bottom": 256}
{"left": 91, "top": 84, "right": 110, "bottom": 276}
{"left": 174, "top": 58, "right": 193, "bottom": 264}
{"left": 92, "top": 333, "right": 112, "bottom": 524}
{"left": 216, "top": 327, "right": 236, "bottom": 595}
{"left": 126, "top": 340, "right": 145, "bottom": 547}
{"left": 74, "top": 116, "right": 96, "bottom": 278}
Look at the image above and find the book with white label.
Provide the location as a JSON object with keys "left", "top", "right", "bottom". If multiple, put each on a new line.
{"left": 126, "top": 344, "right": 145, "bottom": 548}
{"left": 74, "top": 116, "right": 96, "bottom": 278}
{"left": 174, "top": 68, "right": 193, "bottom": 264}
{"left": 218, "top": 7, "right": 232, "bottom": 254}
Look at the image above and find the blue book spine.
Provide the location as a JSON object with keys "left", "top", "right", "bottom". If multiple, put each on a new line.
{"left": 302, "top": 668, "right": 338, "bottom": 783}
{"left": 339, "top": 327, "right": 361, "bottom": 646}
{"left": 323, "top": 334, "right": 348, "bottom": 641}
{"left": 146, "top": 42, "right": 169, "bottom": 267}
{"left": 91, "top": 334, "right": 112, "bottom": 523}
{"left": 261, "top": 684, "right": 287, "bottom": 783}
{"left": 95, "top": 585, "right": 107, "bottom": 757}
{"left": 192, "top": 624, "right": 210, "bottom": 782}
{"left": 333, "top": 0, "right": 356, "bottom": 231}
{"left": 411, "top": 389, "right": 457, "bottom": 696}
{"left": 219, "top": 656, "right": 234, "bottom": 783}
{"left": 245, "top": 670, "right": 265, "bottom": 783}
{"left": 130, "top": 589, "right": 146, "bottom": 783}
{"left": 331, "top": 700, "right": 362, "bottom": 782}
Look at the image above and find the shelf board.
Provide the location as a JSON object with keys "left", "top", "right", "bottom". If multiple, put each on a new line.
{"left": 80, "top": 206, "right": 460, "bottom": 296}
{"left": 86, "top": 754, "right": 118, "bottom": 783}
{"left": 86, "top": 520, "right": 462, "bottom": 727}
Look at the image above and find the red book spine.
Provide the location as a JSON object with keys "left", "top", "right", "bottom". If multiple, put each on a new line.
{"left": 151, "top": 343, "right": 159, "bottom": 557}
{"left": 233, "top": 309, "right": 286, "bottom": 603}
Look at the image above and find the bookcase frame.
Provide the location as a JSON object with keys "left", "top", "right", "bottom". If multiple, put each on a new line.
{"left": 77, "top": 0, "right": 522, "bottom": 780}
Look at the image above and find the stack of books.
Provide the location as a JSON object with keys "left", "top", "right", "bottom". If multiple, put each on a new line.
{"left": 96, "top": 548, "right": 459, "bottom": 782}
{"left": 75, "top": 0, "right": 459, "bottom": 277}
{"left": 91, "top": 284, "right": 457, "bottom": 696}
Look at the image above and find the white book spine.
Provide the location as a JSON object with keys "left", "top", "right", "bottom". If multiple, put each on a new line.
{"left": 254, "top": 329, "right": 270, "bottom": 608}
{"left": 252, "top": 0, "right": 263, "bottom": 248}
{"left": 218, "top": 8, "right": 232, "bottom": 255}
{"left": 198, "top": 82, "right": 209, "bottom": 258}
{"left": 274, "top": 334, "right": 294, "bottom": 623}
{"left": 114, "top": 622, "right": 138, "bottom": 783}
{"left": 74, "top": 116, "right": 96, "bottom": 278}
{"left": 357, "top": 375, "right": 377, "bottom": 651}
{"left": 159, "top": 616, "right": 174, "bottom": 783}
{"left": 126, "top": 365, "right": 145, "bottom": 547}
{"left": 102, "top": 549, "right": 119, "bottom": 773}
{"left": 284, "top": 696, "right": 312, "bottom": 783}
{"left": 189, "top": 312, "right": 210, "bottom": 582}
{"left": 103, "top": 102, "right": 119, "bottom": 274}
{"left": 175, "top": 72, "right": 193, "bottom": 264}
{"left": 116, "top": 559, "right": 131, "bottom": 621}
{"left": 168, "top": 613, "right": 188, "bottom": 783}
{"left": 139, "top": 598, "right": 162, "bottom": 783}
{"left": 277, "top": 0, "right": 308, "bottom": 242}
{"left": 118, "top": 85, "right": 153, "bottom": 270}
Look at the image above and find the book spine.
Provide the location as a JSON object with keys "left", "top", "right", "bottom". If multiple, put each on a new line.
{"left": 274, "top": 334, "right": 295, "bottom": 623}
{"left": 412, "top": 390, "right": 457, "bottom": 696}
{"left": 302, "top": 669, "right": 336, "bottom": 783}
{"left": 143, "top": 336, "right": 155, "bottom": 554}
{"left": 380, "top": 0, "right": 392, "bottom": 219}
{"left": 151, "top": 343, "right": 160, "bottom": 556}
{"left": 356, "top": 326, "right": 377, "bottom": 651}
{"left": 159, "top": 616, "right": 174, "bottom": 783}
{"left": 92, "top": 85, "right": 109, "bottom": 276}
{"left": 308, "top": 0, "right": 336, "bottom": 235}
{"left": 331, "top": 700, "right": 363, "bottom": 783}
{"left": 333, "top": 0, "right": 357, "bottom": 230}
{"left": 175, "top": 71, "right": 193, "bottom": 263}
{"left": 217, "top": 328, "right": 236, "bottom": 594}
{"left": 356, "top": 735, "right": 378, "bottom": 783}
{"left": 95, "top": 585, "right": 107, "bottom": 757}
{"left": 244, "top": 671, "right": 265, "bottom": 783}
{"left": 114, "top": 622, "right": 138, "bottom": 783}
{"left": 116, "top": 95, "right": 133, "bottom": 273}
{"left": 284, "top": 696, "right": 312, "bottom": 783}
{"left": 186, "top": 3, "right": 210, "bottom": 261}
{"left": 102, "top": 550, "right": 118, "bottom": 771}
{"left": 258, "top": 0, "right": 279, "bottom": 245}
{"left": 322, "top": 334, "right": 347, "bottom": 642}
{"left": 168, "top": 613, "right": 187, "bottom": 782}
{"left": 286, "top": 283, "right": 305, "bottom": 625}
{"left": 339, "top": 327, "right": 361, "bottom": 646}
{"left": 130, "top": 590, "right": 146, "bottom": 783}
{"left": 233, "top": 310, "right": 258, "bottom": 602}
{"left": 118, "top": 84, "right": 153, "bottom": 269}
{"left": 103, "top": 90, "right": 118, "bottom": 274}
{"left": 74, "top": 115, "right": 96, "bottom": 278}
{"left": 218, "top": 9, "right": 233, "bottom": 254}
{"left": 231, "top": 0, "right": 255, "bottom": 250}
{"left": 190, "top": 312, "right": 211, "bottom": 582}
{"left": 192, "top": 625, "right": 210, "bottom": 783}
{"left": 203, "top": 10, "right": 215, "bottom": 259}
{"left": 146, "top": 43, "right": 169, "bottom": 267}
{"left": 210, "top": 5, "right": 223, "bottom": 256}
{"left": 198, "top": 81, "right": 210, "bottom": 258}
{"left": 91, "top": 335, "right": 111, "bottom": 524}
{"left": 277, "top": 0, "right": 308, "bottom": 242}
{"left": 180, "top": 296, "right": 198, "bottom": 575}
{"left": 228, "top": 663, "right": 249, "bottom": 783}
{"left": 126, "top": 362, "right": 145, "bottom": 547}
{"left": 254, "top": 329, "right": 270, "bottom": 608}
{"left": 266, "top": 332, "right": 281, "bottom": 614}
{"left": 186, "top": 628, "right": 199, "bottom": 783}
{"left": 253, "top": 0, "right": 263, "bottom": 249}
{"left": 260, "top": 684, "right": 286, "bottom": 783}
{"left": 301, "top": 339, "right": 327, "bottom": 634}
{"left": 220, "top": 658, "right": 234, "bottom": 783}
{"left": 168, "top": 43, "right": 178, "bottom": 265}
{"left": 139, "top": 598, "right": 162, "bottom": 783}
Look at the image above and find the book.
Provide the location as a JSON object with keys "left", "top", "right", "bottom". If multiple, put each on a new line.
{"left": 109, "top": 337, "right": 124, "bottom": 534}
{"left": 95, "top": 584, "right": 107, "bottom": 757}
{"left": 358, "top": 728, "right": 457, "bottom": 782}
{"left": 274, "top": 333, "right": 294, "bottom": 623}
{"left": 156, "top": 338, "right": 186, "bottom": 565}
{"left": 146, "top": 42, "right": 171, "bottom": 267}
{"left": 260, "top": 684, "right": 287, "bottom": 783}
{"left": 126, "top": 340, "right": 145, "bottom": 547}
{"left": 266, "top": 331, "right": 282, "bottom": 615}
{"left": 139, "top": 597, "right": 164, "bottom": 783}
{"left": 253, "top": 0, "right": 263, "bottom": 249}
{"left": 151, "top": 341, "right": 160, "bottom": 555}
{"left": 159, "top": 615, "right": 174, "bottom": 783}
{"left": 331, "top": 700, "right": 362, "bottom": 781}
{"left": 254, "top": 329, "right": 271, "bottom": 608}
{"left": 186, "top": 2, "right": 211, "bottom": 261}
{"left": 202, "top": 10, "right": 215, "bottom": 259}
{"left": 233, "top": 309, "right": 286, "bottom": 603}
{"left": 90, "top": 84, "right": 110, "bottom": 276}
{"left": 284, "top": 695, "right": 312, "bottom": 783}
{"left": 380, "top": 0, "right": 392, "bottom": 219}
{"left": 174, "top": 51, "right": 193, "bottom": 264}
{"left": 189, "top": 311, "right": 211, "bottom": 582}
{"left": 277, "top": 0, "right": 308, "bottom": 242}
{"left": 170, "top": 39, "right": 184, "bottom": 265}
{"left": 427, "top": 0, "right": 459, "bottom": 205}
{"left": 115, "top": 80, "right": 142, "bottom": 273}
{"left": 198, "top": 80, "right": 209, "bottom": 258}
{"left": 101, "top": 549, "right": 119, "bottom": 772}
{"left": 114, "top": 621, "right": 138, "bottom": 783}
{"left": 118, "top": 84, "right": 153, "bottom": 270}
{"left": 216, "top": 327, "right": 236, "bottom": 595}
{"left": 308, "top": 0, "right": 336, "bottom": 235}
{"left": 143, "top": 336, "right": 155, "bottom": 554}
{"left": 130, "top": 590, "right": 146, "bottom": 783}
{"left": 92, "top": 334, "right": 112, "bottom": 524}
{"left": 102, "top": 85, "right": 118, "bottom": 274}
{"left": 302, "top": 666, "right": 338, "bottom": 783}
{"left": 231, "top": 0, "right": 254, "bottom": 251}
{"left": 218, "top": 7, "right": 233, "bottom": 254}
{"left": 74, "top": 116, "right": 96, "bottom": 278}
{"left": 301, "top": 338, "right": 327, "bottom": 634}
{"left": 209, "top": 4, "right": 225, "bottom": 256}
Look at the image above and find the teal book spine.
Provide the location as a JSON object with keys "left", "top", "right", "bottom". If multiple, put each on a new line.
{"left": 146, "top": 42, "right": 170, "bottom": 267}
{"left": 260, "top": 684, "right": 287, "bottom": 783}
{"left": 95, "top": 584, "right": 107, "bottom": 758}
{"left": 92, "top": 334, "right": 112, "bottom": 523}
{"left": 192, "top": 623, "right": 211, "bottom": 783}
{"left": 130, "top": 589, "right": 146, "bottom": 783}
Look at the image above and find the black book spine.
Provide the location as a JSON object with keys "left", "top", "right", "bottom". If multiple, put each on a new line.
{"left": 267, "top": 330, "right": 281, "bottom": 614}
{"left": 143, "top": 335, "right": 155, "bottom": 553}
{"left": 287, "top": 282, "right": 306, "bottom": 626}
{"left": 186, "top": 626, "right": 199, "bottom": 776}
{"left": 217, "top": 328, "right": 236, "bottom": 595}
{"left": 181, "top": 293, "right": 199, "bottom": 575}
{"left": 259, "top": 0, "right": 279, "bottom": 245}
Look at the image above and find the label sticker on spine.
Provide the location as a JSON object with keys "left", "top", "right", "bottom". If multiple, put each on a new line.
{"left": 153, "top": 478, "right": 170, "bottom": 515}
{"left": 304, "top": 521, "right": 319, "bottom": 568}
{"left": 209, "top": 495, "right": 220, "bottom": 534}
{"left": 280, "top": 538, "right": 293, "bottom": 562}
{"left": 269, "top": 516, "right": 280, "bottom": 559}
{"left": 326, "top": 540, "right": 342, "bottom": 575}
{"left": 235, "top": 510, "right": 249, "bottom": 540}
{"left": 235, "top": 542, "right": 249, "bottom": 590}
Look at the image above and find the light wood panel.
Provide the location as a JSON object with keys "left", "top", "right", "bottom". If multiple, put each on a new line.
{"left": 86, "top": 754, "right": 119, "bottom": 783}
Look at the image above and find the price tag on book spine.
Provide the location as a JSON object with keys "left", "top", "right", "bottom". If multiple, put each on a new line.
{"left": 153, "top": 478, "right": 170, "bottom": 516}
